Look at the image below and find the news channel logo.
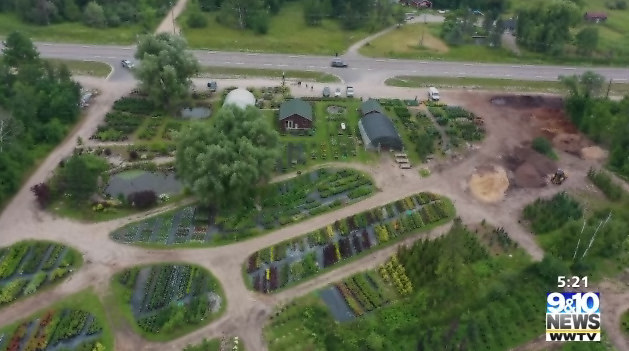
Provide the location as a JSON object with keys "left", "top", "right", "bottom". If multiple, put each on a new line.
{"left": 546, "top": 292, "right": 601, "bottom": 342}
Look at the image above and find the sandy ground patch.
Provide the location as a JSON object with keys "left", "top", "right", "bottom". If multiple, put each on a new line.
{"left": 469, "top": 165, "right": 510, "bottom": 203}
{"left": 581, "top": 146, "right": 608, "bottom": 161}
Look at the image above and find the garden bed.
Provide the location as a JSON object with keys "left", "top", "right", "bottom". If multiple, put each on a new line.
{"left": 0, "top": 241, "right": 82, "bottom": 309}
{"left": 112, "top": 263, "right": 224, "bottom": 341}
{"left": 0, "top": 290, "right": 112, "bottom": 351}
{"left": 426, "top": 102, "right": 486, "bottom": 148}
{"left": 110, "top": 168, "right": 375, "bottom": 246}
{"left": 244, "top": 192, "right": 454, "bottom": 293}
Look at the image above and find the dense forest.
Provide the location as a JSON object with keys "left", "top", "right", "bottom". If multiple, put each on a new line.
{"left": 267, "top": 221, "right": 565, "bottom": 350}
{"left": 0, "top": 0, "right": 170, "bottom": 30}
{"left": 0, "top": 32, "right": 81, "bottom": 207}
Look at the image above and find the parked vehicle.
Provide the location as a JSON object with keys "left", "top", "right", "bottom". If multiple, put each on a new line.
{"left": 121, "top": 59, "right": 134, "bottom": 68}
{"left": 331, "top": 59, "right": 348, "bottom": 68}
{"left": 346, "top": 86, "right": 354, "bottom": 97}
{"left": 334, "top": 88, "right": 341, "bottom": 97}
{"left": 207, "top": 81, "right": 217, "bottom": 92}
{"left": 323, "top": 86, "right": 331, "bottom": 97}
{"left": 428, "top": 87, "right": 440, "bottom": 101}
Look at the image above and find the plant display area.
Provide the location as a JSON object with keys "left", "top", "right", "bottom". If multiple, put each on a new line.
{"left": 113, "top": 264, "right": 224, "bottom": 341}
{"left": 111, "top": 168, "right": 375, "bottom": 246}
{"left": 263, "top": 222, "right": 558, "bottom": 351}
{"left": 267, "top": 100, "right": 374, "bottom": 173}
{"left": 245, "top": 192, "right": 454, "bottom": 293}
{"left": 0, "top": 241, "right": 81, "bottom": 308}
{"left": 0, "top": 291, "right": 111, "bottom": 351}
{"left": 427, "top": 102, "right": 486, "bottom": 149}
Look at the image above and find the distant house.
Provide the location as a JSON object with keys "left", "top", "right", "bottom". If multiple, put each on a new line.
{"left": 503, "top": 18, "right": 516, "bottom": 33}
{"left": 584, "top": 12, "right": 608, "bottom": 23}
{"left": 360, "top": 99, "right": 385, "bottom": 116}
{"left": 278, "top": 98, "right": 313, "bottom": 131}
{"left": 358, "top": 113, "right": 404, "bottom": 151}
{"left": 400, "top": 0, "right": 432, "bottom": 9}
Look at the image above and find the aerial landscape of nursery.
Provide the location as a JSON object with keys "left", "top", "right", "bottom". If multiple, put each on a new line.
{"left": 1, "top": 0, "right": 629, "bottom": 349}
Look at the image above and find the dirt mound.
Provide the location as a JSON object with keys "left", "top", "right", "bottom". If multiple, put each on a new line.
{"left": 514, "top": 162, "right": 546, "bottom": 188}
{"left": 469, "top": 165, "right": 510, "bottom": 203}
{"left": 532, "top": 108, "right": 577, "bottom": 136}
{"left": 490, "top": 95, "right": 563, "bottom": 109}
{"left": 553, "top": 133, "right": 584, "bottom": 154}
{"left": 581, "top": 146, "right": 608, "bottom": 160}
{"left": 504, "top": 146, "right": 557, "bottom": 175}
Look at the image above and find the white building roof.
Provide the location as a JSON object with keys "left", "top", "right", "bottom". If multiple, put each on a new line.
{"left": 223, "top": 88, "right": 256, "bottom": 110}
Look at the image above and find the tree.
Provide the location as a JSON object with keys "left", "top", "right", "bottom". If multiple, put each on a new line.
{"left": 0, "top": 108, "right": 23, "bottom": 153}
{"left": 1, "top": 31, "right": 40, "bottom": 68}
{"left": 559, "top": 71, "right": 606, "bottom": 99}
{"left": 516, "top": 0, "right": 580, "bottom": 55}
{"left": 83, "top": 1, "right": 106, "bottom": 27}
{"left": 187, "top": 8, "right": 208, "bottom": 28}
{"left": 532, "top": 136, "right": 553, "bottom": 156}
{"left": 392, "top": 6, "right": 405, "bottom": 25}
{"left": 127, "top": 190, "right": 158, "bottom": 209}
{"left": 60, "top": 154, "right": 107, "bottom": 204}
{"left": 175, "top": 105, "right": 280, "bottom": 209}
{"left": 134, "top": 33, "right": 200, "bottom": 109}
{"left": 304, "top": 0, "right": 324, "bottom": 26}
{"left": 575, "top": 27, "right": 598, "bottom": 56}
{"left": 62, "top": 0, "right": 80, "bottom": 21}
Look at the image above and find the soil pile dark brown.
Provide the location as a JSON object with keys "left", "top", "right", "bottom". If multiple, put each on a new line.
{"left": 504, "top": 146, "right": 557, "bottom": 188}
{"left": 490, "top": 95, "right": 563, "bottom": 109}
{"left": 514, "top": 163, "right": 546, "bottom": 188}
{"left": 553, "top": 133, "right": 583, "bottom": 154}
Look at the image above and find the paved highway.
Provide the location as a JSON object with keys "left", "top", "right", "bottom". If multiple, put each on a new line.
{"left": 27, "top": 42, "right": 629, "bottom": 83}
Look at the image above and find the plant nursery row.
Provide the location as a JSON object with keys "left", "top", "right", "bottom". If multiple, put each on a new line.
{"left": 427, "top": 102, "right": 485, "bottom": 147}
{"left": 245, "top": 192, "right": 453, "bottom": 293}
{"left": 115, "top": 264, "right": 223, "bottom": 339}
{"left": 0, "top": 241, "right": 80, "bottom": 308}
{"left": 0, "top": 308, "right": 105, "bottom": 351}
{"left": 110, "top": 168, "right": 375, "bottom": 246}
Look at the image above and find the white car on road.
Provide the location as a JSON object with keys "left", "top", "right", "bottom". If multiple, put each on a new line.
{"left": 334, "top": 88, "right": 342, "bottom": 97}
{"left": 121, "top": 59, "right": 134, "bottom": 68}
{"left": 346, "top": 86, "right": 354, "bottom": 97}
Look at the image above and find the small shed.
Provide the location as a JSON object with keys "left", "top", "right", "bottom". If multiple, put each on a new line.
{"left": 278, "top": 98, "right": 313, "bottom": 131}
{"left": 360, "top": 99, "right": 385, "bottom": 116}
{"left": 584, "top": 12, "right": 607, "bottom": 23}
{"left": 503, "top": 18, "right": 516, "bottom": 32}
{"left": 358, "top": 112, "right": 403, "bottom": 151}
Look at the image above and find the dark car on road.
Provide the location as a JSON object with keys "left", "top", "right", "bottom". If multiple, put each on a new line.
{"left": 207, "top": 81, "right": 217, "bottom": 92}
{"left": 323, "top": 87, "right": 331, "bottom": 97}
{"left": 331, "top": 59, "right": 348, "bottom": 68}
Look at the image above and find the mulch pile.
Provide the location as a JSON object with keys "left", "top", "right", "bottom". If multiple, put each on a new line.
{"left": 504, "top": 146, "right": 557, "bottom": 188}
{"left": 490, "top": 95, "right": 563, "bottom": 109}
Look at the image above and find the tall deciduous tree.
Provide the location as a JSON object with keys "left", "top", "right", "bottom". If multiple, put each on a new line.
{"left": 559, "top": 71, "right": 606, "bottom": 99}
{"left": 60, "top": 154, "right": 107, "bottom": 204}
{"left": 83, "top": 1, "right": 106, "bottom": 27}
{"left": 175, "top": 105, "right": 280, "bottom": 209}
{"left": 575, "top": 27, "right": 599, "bottom": 56}
{"left": 516, "top": 0, "right": 580, "bottom": 55}
{"left": 0, "top": 108, "right": 23, "bottom": 153}
{"left": 134, "top": 33, "right": 200, "bottom": 109}
{"left": 1, "top": 31, "right": 40, "bottom": 68}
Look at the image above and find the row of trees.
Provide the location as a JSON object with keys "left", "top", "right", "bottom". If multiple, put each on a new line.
{"left": 0, "top": 31, "right": 81, "bottom": 207}
{"left": 440, "top": 10, "right": 502, "bottom": 48}
{"left": 0, "top": 0, "right": 170, "bottom": 30}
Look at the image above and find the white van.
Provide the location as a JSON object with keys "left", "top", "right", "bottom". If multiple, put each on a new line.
{"left": 428, "top": 87, "right": 440, "bottom": 101}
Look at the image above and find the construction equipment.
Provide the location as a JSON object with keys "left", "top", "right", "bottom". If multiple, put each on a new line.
{"left": 550, "top": 169, "right": 567, "bottom": 185}
{"left": 473, "top": 116, "right": 484, "bottom": 125}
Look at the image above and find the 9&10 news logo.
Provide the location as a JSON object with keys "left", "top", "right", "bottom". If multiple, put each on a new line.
{"left": 546, "top": 292, "right": 600, "bottom": 341}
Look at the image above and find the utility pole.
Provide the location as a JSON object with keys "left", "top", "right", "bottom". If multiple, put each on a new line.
{"left": 605, "top": 79, "right": 612, "bottom": 99}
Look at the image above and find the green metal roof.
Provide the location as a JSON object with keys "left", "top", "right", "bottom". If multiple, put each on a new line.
{"left": 279, "top": 99, "right": 313, "bottom": 121}
{"left": 360, "top": 99, "right": 384, "bottom": 115}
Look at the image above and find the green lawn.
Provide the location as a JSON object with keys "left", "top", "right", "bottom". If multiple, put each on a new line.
{"left": 180, "top": 2, "right": 377, "bottom": 54}
{"left": 0, "top": 289, "right": 113, "bottom": 350}
{"left": 0, "top": 13, "right": 142, "bottom": 44}
{"left": 622, "top": 309, "right": 629, "bottom": 336}
{"left": 385, "top": 75, "right": 629, "bottom": 95}
{"left": 46, "top": 59, "right": 112, "bottom": 77}
{"left": 198, "top": 66, "right": 340, "bottom": 83}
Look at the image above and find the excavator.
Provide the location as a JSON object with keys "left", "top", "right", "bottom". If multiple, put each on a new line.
{"left": 550, "top": 169, "right": 567, "bottom": 185}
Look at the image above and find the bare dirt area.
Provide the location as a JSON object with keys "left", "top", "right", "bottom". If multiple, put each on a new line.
{"left": 2, "top": 82, "right": 629, "bottom": 351}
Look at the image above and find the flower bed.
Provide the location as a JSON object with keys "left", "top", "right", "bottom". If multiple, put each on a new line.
{"left": 245, "top": 192, "right": 454, "bottom": 293}
{"left": 113, "top": 264, "right": 224, "bottom": 340}
{"left": 0, "top": 241, "right": 81, "bottom": 308}
{"left": 0, "top": 296, "right": 108, "bottom": 351}
{"left": 110, "top": 168, "right": 375, "bottom": 246}
{"left": 91, "top": 111, "right": 145, "bottom": 141}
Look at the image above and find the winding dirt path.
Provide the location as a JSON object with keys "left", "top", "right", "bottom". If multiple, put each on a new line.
{"left": 154, "top": 0, "right": 190, "bottom": 35}
{"left": 1, "top": 77, "right": 628, "bottom": 351}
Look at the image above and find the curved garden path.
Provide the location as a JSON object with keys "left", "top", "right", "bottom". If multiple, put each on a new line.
{"left": 0, "top": 76, "right": 627, "bottom": 351}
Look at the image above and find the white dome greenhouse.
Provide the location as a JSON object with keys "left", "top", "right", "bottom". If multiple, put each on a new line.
{"left": 222, "top": 88, "right": 256, "bottom": 110}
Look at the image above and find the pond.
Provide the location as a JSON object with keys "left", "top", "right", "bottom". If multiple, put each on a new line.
{"left": 180, "top": 107, "right": 211, "bottom": 119}
{"left": 104, "top": 170, "right": 183, "bottom": 197}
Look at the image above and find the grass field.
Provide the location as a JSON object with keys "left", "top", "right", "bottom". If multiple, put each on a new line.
{"left": 385, "top": 75, "right": 629, "bottom": 95}
{"left": 46, "top": 59, "right": 112, "bottom": 77}
{"left": 180, "top": 2, "right": 377, "bottom": 54}
{"left": 0, "top": 13, "right": 142, "bottom": 44}
{"left": 198, "top": 66, "right": 340, "bottom": 82}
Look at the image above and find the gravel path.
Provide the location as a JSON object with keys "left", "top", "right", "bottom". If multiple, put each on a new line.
{"left": 1, "top": 77, "right": 628, "bottom": 351}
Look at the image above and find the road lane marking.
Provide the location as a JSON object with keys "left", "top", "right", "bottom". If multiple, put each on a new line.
{"left": 376, "top": 59, "right": 385, "bottom": 62}
{"left": 351, "top": 68, "right": 357, "bottom": 70}
{"left": 464, "top": 63, "right": 473, "bottom": 66}
{"left": 94, "top": 55, "right": 101, "bottom": 58}
{"left": 42, "top": 43, "right": 52, "bottom": 46}
{"left": 224, "top": 62, "right": 231, "bottom": 64}
{"left": 235, "top": 62, "right": 244, "bottom": 65}
{"left": 458, "top": 72, "right": 465, "bottom": 75}
{"left": 307, "top": 66, "right": 315, "bottom": 68}
{"left": 367, "top": 68, "right": 373, "bottom": 71}
{"left": 443, "top": 71, "right": 449, "bottom": 74}
{"left": 263, "top": 63, "right": 272, "bottom": 66}
{"left": 505, "top": 74, "right": 513, "bottom": 77}
{"left": 419, "top": 61, "right": 427, "bottom": 64}
{"left": 107, "top": 56, "right": 116, "bottom": 59}
{"left": 82, "top": 46, "right": 89, "bottom": 48}
{"left": 616, "top": 78, "right": 628, "bottom": 82}
{"left": 278, "top": 64, "right": 288, "bottom": 67}
{"left": 246, "top": 53, "right": 258, "bottom": 56}
{"left": 535, "top": 75, "right": 543, "bottom": 78}
{"left": 512, "top": 65, "right": 521, "bottom": 68}
{"left": 207, "top": 51, "right": 217, "bottom": 54}
{"left": 289, "top": 55, "right": 300, "bottom": 58}
{"left": 563, "top": 67, "right": 576, "bottom": 70}
{"left": 412, "top": 70, "right": 417, "bottom": 73}
{"left": 320, "top": 66, "right": 327, "bottom": 69}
